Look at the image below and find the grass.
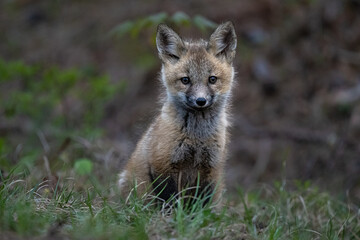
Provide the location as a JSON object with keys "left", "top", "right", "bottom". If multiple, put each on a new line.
{"left": 0, "top": 166, "right": 359, "bottom": 240}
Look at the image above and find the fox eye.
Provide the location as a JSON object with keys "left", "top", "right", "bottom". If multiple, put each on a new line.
{"left": 209, "top": 76, "right": 217, "bottom": 84}
{"left": 180, "top": 77, "right": 190, "bottom": 85}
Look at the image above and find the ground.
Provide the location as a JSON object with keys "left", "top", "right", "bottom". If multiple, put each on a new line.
{"left": 0, "top": 0, "right": 360, "bottom": 238}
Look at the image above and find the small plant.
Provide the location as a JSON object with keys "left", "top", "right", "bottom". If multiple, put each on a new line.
{"left": 111, "top": 12, "right": 217, "bottom": 39}
{"left": 74, "top": 158, "right": 93, "bottom": 176}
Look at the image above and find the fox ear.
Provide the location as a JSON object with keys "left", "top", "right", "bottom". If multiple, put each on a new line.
{"left": 208, "top": 21, "right": 237, "bottom": 63}
{"left": 156, "top": 24, "right": 186, "bottom": 63}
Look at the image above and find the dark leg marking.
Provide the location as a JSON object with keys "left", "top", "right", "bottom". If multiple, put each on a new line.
{"left": 149, "top": 171, "right": 177, "bottom": 202}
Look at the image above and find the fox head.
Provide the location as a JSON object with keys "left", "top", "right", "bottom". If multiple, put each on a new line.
{"left": 156, "top": 21, "right": 237, "bottom": 112}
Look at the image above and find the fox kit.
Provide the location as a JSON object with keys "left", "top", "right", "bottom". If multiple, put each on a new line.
{"left": 118, "top": 22, "right": 237, "bottom": 205}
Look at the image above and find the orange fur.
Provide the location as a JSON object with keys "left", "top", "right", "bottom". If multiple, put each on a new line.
{"left": 118, "top": 22, "right": 237, "bottom": 205}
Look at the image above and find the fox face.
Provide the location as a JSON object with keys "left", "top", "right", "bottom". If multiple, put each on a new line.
{"left": 156, "top": 22, "right": 237, "bottom": 111}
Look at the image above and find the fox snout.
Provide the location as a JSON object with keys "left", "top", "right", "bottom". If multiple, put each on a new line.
{"left": 196, "top": 97, "right": 206, "bottom": 106}
{"left": 186, "top": 94, "right": 214, "bottom": 109}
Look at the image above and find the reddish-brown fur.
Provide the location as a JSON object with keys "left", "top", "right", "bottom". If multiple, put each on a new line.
{"left": 118, "top": 22, "right": 237, "bottom": 205}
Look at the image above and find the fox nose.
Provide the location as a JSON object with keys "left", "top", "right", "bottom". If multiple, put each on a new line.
{"left": 196, "top": 97, "right": 207, "bottom": 107}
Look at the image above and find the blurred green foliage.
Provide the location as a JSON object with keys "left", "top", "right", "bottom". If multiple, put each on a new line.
{"left": 0, "top": 59, "right": 125, "bottom": 138}
{"left": 74, "top": 158, "right": 93, "bottom": 176}
{"left": 0, "top": 59, "right": 125, "bottom": 172}
{"left": 111, "top": 11, "right": 217, "bottom": 39}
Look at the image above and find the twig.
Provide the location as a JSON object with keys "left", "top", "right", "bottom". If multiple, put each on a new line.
{"left": 37, "top": 130, "right": 50, "bottom": 154}
{"left": 48, "top": 137, "right": 71, "bottom": 163}
{"left": 43, "top": 156, "right": 52, "bottom": 179}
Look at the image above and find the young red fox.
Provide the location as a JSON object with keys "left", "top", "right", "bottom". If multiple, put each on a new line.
{"left": 118, "top": 22, "right": 237, "bottom": 205}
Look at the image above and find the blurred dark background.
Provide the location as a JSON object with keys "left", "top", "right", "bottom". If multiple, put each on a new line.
{"left": 1, "top": 0, "right": 360, "bottom": 202}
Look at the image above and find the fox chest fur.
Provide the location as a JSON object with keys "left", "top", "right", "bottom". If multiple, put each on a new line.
{"left": 118, "top": 22, "right": 237, "bottom": 204}
{"left": 148, "top": 105, "right": 227, "bottom": 187}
